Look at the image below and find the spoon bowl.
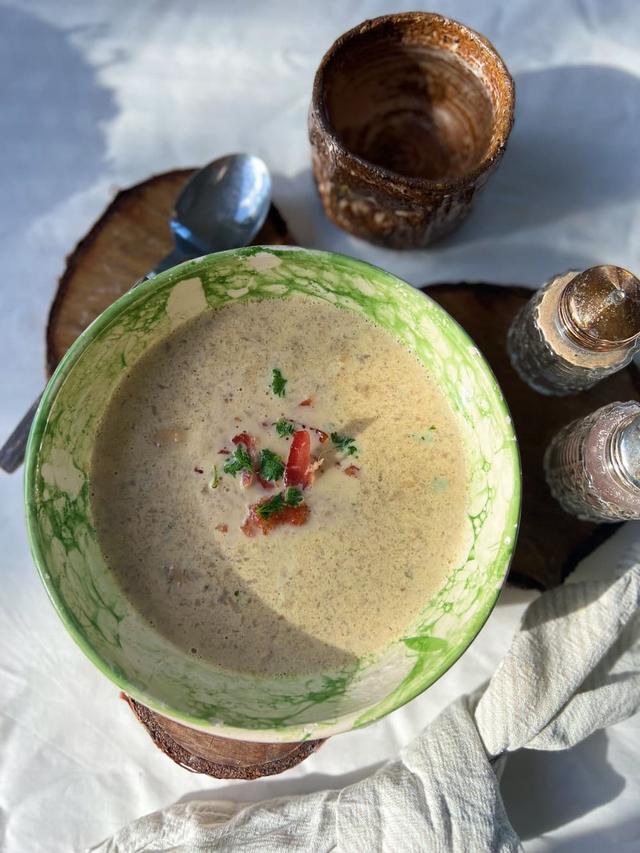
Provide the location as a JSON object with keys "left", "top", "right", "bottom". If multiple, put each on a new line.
{"left": 153, "top": 154, "right": 272, "bottom": 273}
{"left": 173, "top": 154, "right": 271, "bottom": 254}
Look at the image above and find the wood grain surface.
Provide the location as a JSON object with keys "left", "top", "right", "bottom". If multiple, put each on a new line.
{"left": 123, "top": 695, "right": 324, "bottom": 780}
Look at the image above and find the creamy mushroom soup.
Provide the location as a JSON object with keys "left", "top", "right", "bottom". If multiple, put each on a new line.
{"left": 91, "top": 295, "right": 468, "bottom": 677}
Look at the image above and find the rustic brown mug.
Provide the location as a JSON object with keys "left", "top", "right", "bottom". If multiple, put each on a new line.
{"left": 309, "top": 12, "right": 515, "bottom": 248}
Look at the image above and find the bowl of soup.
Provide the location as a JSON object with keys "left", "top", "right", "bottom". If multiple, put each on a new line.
{"left": 25, "top": 247, "right": 520, "bottom": 742}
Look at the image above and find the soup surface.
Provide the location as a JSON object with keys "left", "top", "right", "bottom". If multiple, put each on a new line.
{"left": 91, "top": 295, "right": 468, "bottom": 677}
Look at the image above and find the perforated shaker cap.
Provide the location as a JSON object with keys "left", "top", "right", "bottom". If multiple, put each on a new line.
{"left": 561, "top": 265, "right": 640, "bottom": 351}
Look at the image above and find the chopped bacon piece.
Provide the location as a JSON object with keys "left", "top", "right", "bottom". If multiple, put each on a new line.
{"left": 232, "top": 432, "right": 256, "bottom": 450}
{"left": 256, "top": 474, "right": 275, "bottom": 490}
{"left": 299, "top": 398, "right": 313, "bottom": 407}
{"left": 233, "top": 431, "right": 258, "bottom": 476}
{"left": 241, "top": 500, "right": 310, "bottom": 536}
{"left": 306, "top": 455, "right": 324, "bottom": 487}
{"left": 215, "top": 523, "right": 229, "bottom": 533}
{"left": 241, "top": 516, "right": 258, "bottom": 537}
{"left": 315, "top": 429, "right": 329, "bottom": 443}
{"left": 284, "top": 430, "right": 311, "bottom": 488}
{"left": 240, "top": 470, "right": 254, "bottom": 488}
{"left": 218, "top": 448, "right": 231, "bottom": 455}
{"left": 260, "top": 503, "right": 310, "bottom": 531}
{"left": 344, "top": 464, "right": 360, "bottom": 477}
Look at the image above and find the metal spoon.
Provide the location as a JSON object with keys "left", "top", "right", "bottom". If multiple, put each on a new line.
{"left": 0, "top": 154, "right": 272, "bottom": 473}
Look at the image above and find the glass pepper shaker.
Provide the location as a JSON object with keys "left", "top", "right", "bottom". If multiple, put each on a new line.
{"left": 544, "top": 401, "right": 640, "bottom": 522}
{"left": 508, "top": 265, "right": 640, "bottom": 395}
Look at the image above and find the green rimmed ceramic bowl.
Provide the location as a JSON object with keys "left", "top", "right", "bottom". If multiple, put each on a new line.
{"left": 25, "top": 247, "right": 520, "bottom": 742}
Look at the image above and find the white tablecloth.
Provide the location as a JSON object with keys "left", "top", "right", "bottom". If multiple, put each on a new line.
{"left": 1, "top": 1, "right": 639, "bottom": 850}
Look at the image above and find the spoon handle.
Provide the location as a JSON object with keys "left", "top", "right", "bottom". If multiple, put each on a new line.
{"left": 0, "top": 249, "right": 190, "bottom": 474}
{"left": 0, "top": 395, "right": 42, "bottom": 473}
{"left": 149, "top": 246, "right": 187, "bottom": 276}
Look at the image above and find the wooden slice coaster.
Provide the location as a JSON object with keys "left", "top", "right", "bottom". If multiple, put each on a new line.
{"left": 46, "top": 169, "right": 294, "bottom": 374}
{"left": 45, "top": 169, "right": 639, "bottom": 778}
{"left": 122, "top": 694, "right": 324, "bottom": 780}
{"left": 425, "top": 284, "right": 640, "bottom": 591}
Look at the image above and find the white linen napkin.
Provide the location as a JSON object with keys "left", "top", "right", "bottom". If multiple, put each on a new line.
{"left": 92, "top": 556, "right": 640, "bottom": 853}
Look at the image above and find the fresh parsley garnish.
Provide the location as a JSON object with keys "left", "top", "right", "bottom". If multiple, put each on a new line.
{"left": 259, "top": 448, "right": 284, "bottom": 482}
{"left": 283, "top": 486, "right": 303, "bottom": 507}
{"left": 330, "top": 432, "right": 357, "bottom": 456}
{"left": 275, "top": 418, "right": 295, "bottom": 437}
{"left": 255, "top": 487, "right": 303, "bottom": 519}
{"left": 271, "top": 368, "right": 287, "bottom": 397}
{"left": 223, "top": 444, "right": 253, "bottom": 476}
{"left": 209, "top": 465, "right": 220, "bottom": 489}
{"left": 255, "top": 493, "right": 284, "bottom": 519}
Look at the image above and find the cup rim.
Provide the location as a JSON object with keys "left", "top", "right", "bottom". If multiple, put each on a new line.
{"left": 310, "top": 11, "right": 515, "bottom": 194}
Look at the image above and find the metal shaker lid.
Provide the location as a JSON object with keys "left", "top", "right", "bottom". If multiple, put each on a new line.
{"left": 616, "top": 411, "right": 640, "bottom": 488}
{"left": 562, "top": 265, "right": 640, "bottom": 350}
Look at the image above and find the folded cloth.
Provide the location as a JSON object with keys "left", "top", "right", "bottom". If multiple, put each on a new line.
{"left": 92, "top": 561, "right": 640, "bottom": 853}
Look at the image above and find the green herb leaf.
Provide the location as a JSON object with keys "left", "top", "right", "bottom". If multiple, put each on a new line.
{"left": 255, "top": 492, "right": 285, "bottom": 519}
{"left": 255, "top": 487, "right": 304, "bottom": 520}
{"left": 284, "top": 486, "right": 303, "bottom": 507}
{"left": 271, "top": 368, "right": 287, "bottom": 397}
{"left": 330, "top": 432, "right": 358, "bottom": 456}
{"left": 259, "top": 448, "right": 285, "bottom": 482}
{"left": 275, "top": 418, "right": 295, "bottom": 437}
{"left": 209, "top": 465, "right": 220, "bottom": 489}
{"left": 223, "top": 444, "right": 253, "bottom": 476}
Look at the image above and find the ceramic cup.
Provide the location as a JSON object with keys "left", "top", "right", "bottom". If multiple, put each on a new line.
{"left": 309, "top": 12, "right": 515, "bottom": 248}
{"left": 26, "top": 247, "right": 520, "bottom": 742}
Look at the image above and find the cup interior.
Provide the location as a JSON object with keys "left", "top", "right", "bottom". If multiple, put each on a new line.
{"left": 321, "top": 14, "right": 512, "bottom": 182}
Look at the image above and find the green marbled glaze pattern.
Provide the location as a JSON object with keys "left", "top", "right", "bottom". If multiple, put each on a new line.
{"left": 25, "top": 247, "right": 520, "bottom": 742}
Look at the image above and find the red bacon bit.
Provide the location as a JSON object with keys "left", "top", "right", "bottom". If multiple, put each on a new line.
{"left": 284, "top": 430, "right": 311, "bottom": 488}
{"left": 344, "top": 464, "right": 360, "bottom": 477}
{"left": 233, "top": 432, "right": 259, "bottom": 481}
{"left": 315, "top": 429, "right": 329, "bottom": 443}
{"left": 218, "top": 448, "right": 231, "bottom": 455}
{"left": 215, "top": 523, "right": 229, "bottom": 533}
{"left": 299, "top": 398, "right": 313, "bottom": 407}
{"left": 194, "top": 466, "right": 204, "bottom": 474}
{"left": 306, "top": 455, "right": 324, "bottom": 487}
{"left": 241, "top": 500, "right": 310, "bottom": 537}
{"left": 241, "top": 516, "right": 258, "bottom": 537}
{"left": 232, "top": 432, "right": 256, "bottom": 450}
{"left": 240, "top": 470, "right": 254, "bottom": 488}
{"left": 256, "top": 474, "right": 275, "bottom": 491}
{"left": 263, "top": 503, "right": 310, "bottom": 531}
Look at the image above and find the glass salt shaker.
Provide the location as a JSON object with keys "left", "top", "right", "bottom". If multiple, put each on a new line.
{"left": 544, "top": 401, "right": 640, "bottom": 522}
{"left": 508, "top": 265, "right": 640, "bottom": 395}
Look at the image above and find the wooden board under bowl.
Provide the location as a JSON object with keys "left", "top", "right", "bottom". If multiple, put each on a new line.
{"left": 425, "top": 283, "right": 640, "bottom": 591}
